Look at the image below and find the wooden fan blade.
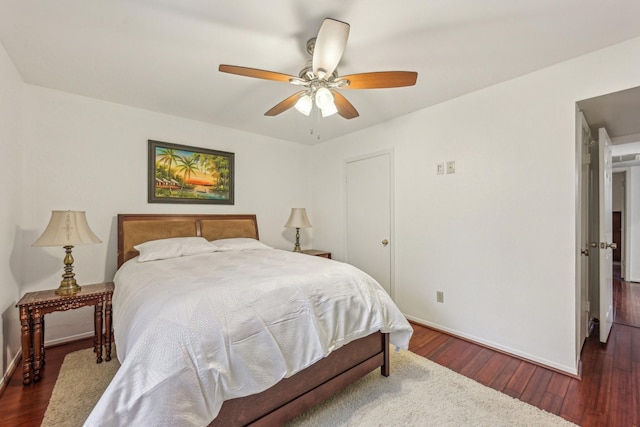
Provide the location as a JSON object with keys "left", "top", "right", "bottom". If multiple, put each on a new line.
{"left": 265, "top": 91, "right": 306, "bottom": 116}
{"left": 331, "top": 90, "right": 359, "bottom": 119}
{"left": 335, "top": 71, "right": 418, "bottom": 89}
{"left": 219, "top": 65, "right": 296, "bottom": 83}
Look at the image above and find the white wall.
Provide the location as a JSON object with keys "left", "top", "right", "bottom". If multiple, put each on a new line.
{"left": 612, "top": 141, "right": 640, "bottom": 156}
{"left": 612, "top": 172, "right": 625, "bottom": 212}
{"left": 13, "top": 85, "right": 312, "bottom": 351}
{"left": 0, "top": 42, "right": 24, "bottom": 386}
{"left": 625, "top": 166, "right": 640, "bottom": 282}
{"left": 311, "top": 36, "right": 640, "bottom": 374}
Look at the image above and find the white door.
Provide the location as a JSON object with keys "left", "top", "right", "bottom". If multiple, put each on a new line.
{"left": 598, "top": 127, "right": 614, "bottom": 343}
{"left": 577, "top": 111, "right": 591, "bottom": 345}
{"left": 346, "top": 153, "right": 393, "bottom": 296}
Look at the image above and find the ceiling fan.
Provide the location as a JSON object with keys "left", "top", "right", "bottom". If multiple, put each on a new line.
{"left": 219, "top": 18, "right": 418, "bottom": 120}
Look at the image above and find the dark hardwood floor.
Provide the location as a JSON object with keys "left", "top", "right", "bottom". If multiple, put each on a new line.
{"left": 0, "top": 337, "right": 94, "bottom": 426}
{"left": 1, "top": 269, "right": 638, "bottom": 426}
{"left": 614, "top": 267, "right": 640, "bottom": 329}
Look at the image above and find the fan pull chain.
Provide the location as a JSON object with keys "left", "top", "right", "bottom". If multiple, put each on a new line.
{"left": 315, "top": 105, "right": 321, "bottom": 140}
{"left": 309, "top": 105, "right": 321, "bottom": 139}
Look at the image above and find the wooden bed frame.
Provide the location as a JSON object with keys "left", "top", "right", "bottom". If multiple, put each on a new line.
{"left": 117, "top": 213, "right": 390, "bottom": 426}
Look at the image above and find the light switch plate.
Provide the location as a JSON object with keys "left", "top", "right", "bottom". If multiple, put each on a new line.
{"left": 446, "top": 161, "right": 455, "bottom": 174}
{"left": 437, "top": 163, "right": 445, "bottom": 175}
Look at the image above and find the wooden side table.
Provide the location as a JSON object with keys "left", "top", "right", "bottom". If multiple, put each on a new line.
{"left": 302, "top": 249, "right": 332, "bottom": 259}
{"left": 16, "top": 281, "right": 114, "bottom": 385}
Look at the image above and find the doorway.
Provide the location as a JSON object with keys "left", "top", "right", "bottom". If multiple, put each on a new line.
{"left": 613, "top": 211, "right": 622, "bottom": 263}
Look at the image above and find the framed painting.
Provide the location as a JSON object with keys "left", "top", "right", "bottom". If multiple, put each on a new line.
{"left": 148, "top": 140, "right": 234, "bottom": 204}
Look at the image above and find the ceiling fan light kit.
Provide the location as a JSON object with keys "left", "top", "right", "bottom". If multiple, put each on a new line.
{"left": 219, "top": 18, "right": 418, "bottom": 124}
{"left": 320, "top": 101, "right": 338, "bottom": 117}
{"left": 294, "top": 94, "right": 313, "bottom": 116}
{"left": 314, "top": 87, "right": 333, "bottom": 108}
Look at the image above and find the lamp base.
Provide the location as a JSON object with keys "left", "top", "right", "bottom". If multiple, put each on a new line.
{"left": 56, "top": 245, "right": 81, "bottom": 295}
{"left": 55, "top": 279, "right": 81, "bottom": 296}
{"left": 293, "top": 227, "right": 302, "bottom": 252}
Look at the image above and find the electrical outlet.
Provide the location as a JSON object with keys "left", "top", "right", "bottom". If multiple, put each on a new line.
{"left": 436, "top": 291, "right": 444, "bottom": 303}
{"left": 446, "top": 161, "right": 455, "bottom": 174}
{"left": 437, "top": 163, "right": 445, "bottom": 175}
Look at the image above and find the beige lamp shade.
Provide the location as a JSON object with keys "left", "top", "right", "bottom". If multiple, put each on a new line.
{"left": 33, "top": 210, "right": 101, "bottom": 247}
{"left": 33, "top": 210, "right": 101, "bottom": 295}
{"left": 284, "top": 208, "right": 312, "bottom": 229}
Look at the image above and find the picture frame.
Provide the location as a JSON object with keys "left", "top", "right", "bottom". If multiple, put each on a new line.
{"left": 148, "top": 140, "right": 234, "bottom": 204}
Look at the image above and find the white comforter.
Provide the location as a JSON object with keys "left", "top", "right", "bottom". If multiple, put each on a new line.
{"left": 85, "top": 248, "right": 413, "bottom": 426}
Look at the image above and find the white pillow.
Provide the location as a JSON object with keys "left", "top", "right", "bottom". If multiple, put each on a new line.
{"left": 209, "top": 237, "right": 271, "bottom": 252}
{"left": 134, "top": 237, "right": 215, "bottom": 262}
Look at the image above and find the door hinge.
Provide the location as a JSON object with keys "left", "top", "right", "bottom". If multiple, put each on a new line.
{"left": 583, "top": 153, "right": 591, "bottom": 165}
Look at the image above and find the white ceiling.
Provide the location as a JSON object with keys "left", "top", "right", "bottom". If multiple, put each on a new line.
{"left": 3, "top": 0, "right": 640, "bottom": 145}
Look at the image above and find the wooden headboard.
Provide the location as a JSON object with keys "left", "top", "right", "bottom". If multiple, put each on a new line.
{"left": 117, "top": 214, "right": 259, "bottom": 267}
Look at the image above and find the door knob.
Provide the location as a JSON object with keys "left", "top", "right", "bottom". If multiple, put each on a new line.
{"left": 381, "top": 239, "right": 389, "bottom": 246}
{"left": 581, "top": 249, "right": 589, "bottom": 256}
{"left": 607, "top": 242, "right": 617, "bottom": 249}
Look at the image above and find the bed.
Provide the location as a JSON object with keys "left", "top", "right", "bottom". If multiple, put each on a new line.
{"left": 85, "top": 213, "right": 412, "bottom": 426}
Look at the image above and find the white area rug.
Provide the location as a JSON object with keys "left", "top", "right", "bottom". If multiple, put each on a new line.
{"left": 42, "top": 348, "right": 119, "bottom": 427}
{"left": 43, "top": 347, "right": 575, "bottom": 426}
{"left": 288, "top": 348, "right": 576, "bottom": 426}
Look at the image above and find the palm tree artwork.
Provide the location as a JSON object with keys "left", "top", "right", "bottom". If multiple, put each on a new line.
{"left": 150, "top": 140, "right": 234, "bottom": 204}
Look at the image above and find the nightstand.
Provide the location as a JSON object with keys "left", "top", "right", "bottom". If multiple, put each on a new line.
{"left": 16, "top": 281, "right": 114, "bottom": 385}
{"left": 301, "top": 249, "right": 332, "bottom": 259}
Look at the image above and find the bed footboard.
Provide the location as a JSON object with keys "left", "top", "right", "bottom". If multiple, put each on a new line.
{"left": 210, "top": 331, "right": 389, "bottom": 427}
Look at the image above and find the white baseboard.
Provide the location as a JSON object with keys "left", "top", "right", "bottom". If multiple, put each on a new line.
{"left": 44, "top": 331, "right": 95, "bottom": 347}
{"left": 0, "top": 350, "right": 22, "bottom": 395}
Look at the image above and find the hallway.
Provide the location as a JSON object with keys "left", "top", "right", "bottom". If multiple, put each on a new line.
{"left": 557, "top": 263, "right": 640, "bottom": 425}
{"left": 613, "top": 263, "right": 640, "bottom": 328}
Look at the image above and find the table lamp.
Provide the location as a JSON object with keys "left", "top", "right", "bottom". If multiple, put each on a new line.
{"left": 284, "top": 208, "right": 312, "bottom": 252}
{"left": 32, "top": 210, "right": 101, "bottom": 295}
